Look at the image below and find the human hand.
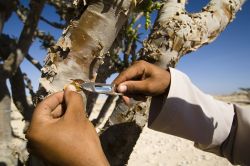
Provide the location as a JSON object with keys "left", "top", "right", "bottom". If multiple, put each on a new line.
{"left": 26, "top": 85, "right": 109, "bottom": 166}
{"left": 113, "top": 60, "right": 171, "bottom": 104}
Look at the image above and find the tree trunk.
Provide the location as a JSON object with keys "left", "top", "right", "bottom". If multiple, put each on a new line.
{"left": 0, "top": 79, "right": 17, "bottom": 165}
{"left": 100, "top": 98, "right": 150, "bottom": 165}
{"left": 37, "top": 0, "right": 134, "bottom": 97}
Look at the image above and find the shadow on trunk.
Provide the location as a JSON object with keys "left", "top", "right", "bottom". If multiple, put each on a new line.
{"left": 100, "top": 122, "right": 142, "bottom": 166}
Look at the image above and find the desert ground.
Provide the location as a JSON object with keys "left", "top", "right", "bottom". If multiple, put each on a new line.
{"left": 10, "top": 91, "right": 250, "bottom": 165}
{"left": 128, "top": 92, "right": 250, "bottom": 166}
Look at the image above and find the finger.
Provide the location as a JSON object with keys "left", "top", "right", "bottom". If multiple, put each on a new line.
{"left": 121, "top": 95, "right": 147, "bottom": 106}
{"left": 117, "top": 79, "right": 151, "bottom": 95}
{"left": 63, "top": 85, "right": 85, "bottom": 120}
{"left": 122, "top": 96, "right": 130, "bottom": 105}
{"left": 113, "top": 61, "right": 147, "bottom": 86}
{"left": 131, "top": 95, "right": 147, "bottom": 102}
{"left": 51, "top": 104, "right": 64, "bottom": 119}
{"left": 35, "top": 92, "right": 64, "bottom": 116}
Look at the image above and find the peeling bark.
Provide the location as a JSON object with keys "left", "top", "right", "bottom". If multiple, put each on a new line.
{"left": 38, "top": 0, "right": 134, "bottom": 99}
{"left": 140, "top": 0, "right": 245, "bottom": 68}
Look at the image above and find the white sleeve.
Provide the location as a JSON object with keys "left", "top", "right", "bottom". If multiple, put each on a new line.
{"left": 147, "top": 68, "right": 250, "bottom": 165}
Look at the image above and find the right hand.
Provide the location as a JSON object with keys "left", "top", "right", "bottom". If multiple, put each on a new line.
{"left": 26, "top": 85, "right": 109, "bottom": 166}
{"left": 113, "top": 60, "right": 171, "bottom": 103}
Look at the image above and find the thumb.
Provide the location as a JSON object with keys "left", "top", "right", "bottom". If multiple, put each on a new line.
{"left": 63, "top": 85, "right": 85, "bottom": 119}
{"left": 117, "top": 80, "right": 150, "bottom": 95}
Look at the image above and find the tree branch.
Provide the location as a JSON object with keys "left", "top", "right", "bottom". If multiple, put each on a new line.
{"left": 40, "top": 16, "right": 65, "bottom": 29}
{"left": 34, "top": 30, "right": 56, "bottom": 48}
{"left": 0, "top": 34, "right": 42, "bottom": 71}
{"left": 26, "top": 54, "right": 43, "bottom": 71}
{"left": 23, "top": 73, "right": 36, "bottom": 105}
{"left": 140, "top": 0, "right": 245, "bottom": 68}
{"left": 1, "top": 0, "right": 45, "bottom": 78}
{"left": 9, "top": 67, "right": 34, "bottom": 121}
{"left": 0, "top": 0, "right": 18, "bottom": 33}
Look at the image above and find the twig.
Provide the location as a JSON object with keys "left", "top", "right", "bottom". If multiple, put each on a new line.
{"left": 26, "top": 54, "right": 42, "bottom": 71}
{"left": 40, "top": 16, "right": 65, "bottom": 29}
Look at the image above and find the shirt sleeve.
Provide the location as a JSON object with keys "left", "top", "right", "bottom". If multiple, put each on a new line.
{"left": 148, "top": 68, "right": 250, "bottom": 165}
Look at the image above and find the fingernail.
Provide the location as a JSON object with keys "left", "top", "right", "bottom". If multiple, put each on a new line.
{"left": 118, "top": 84, "right": 127, "bottom": 93}
{"left": 65, "top": 84, "right": 77, "bottom": 92}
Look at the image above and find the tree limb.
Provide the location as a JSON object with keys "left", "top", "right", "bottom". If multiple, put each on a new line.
{"left": 9, "top": 67, "right": 34, "bottom": 121}
{"left": 0, "top": 34, "right": 42, "bottom": 71}
{"left": 140, "top": 0, "right": 245, "bottom": 68}
{"left": 26, "top": 54, "right": 43, "bottom": 71}
{"left": 1, "top": 0, "right": 45, "bottom": 78}
{"left": 34, "top": 29, "right": 56, "bottom": 48}
{"left": 0, "top": 0, "right": 18, "bottom": 33}
{"left": 40, "top": 16, "right": 66, "bottom": 29}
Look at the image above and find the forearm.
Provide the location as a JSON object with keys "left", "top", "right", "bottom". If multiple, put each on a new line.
{"left": 148, "top": 68, "right": 234, "bottom": 154}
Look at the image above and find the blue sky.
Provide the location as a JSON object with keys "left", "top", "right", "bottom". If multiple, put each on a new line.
{"left": 3, "top": 1, "right": 250, "bottom": 95}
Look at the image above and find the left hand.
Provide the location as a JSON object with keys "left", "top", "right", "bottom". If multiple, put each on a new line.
{"left": 26, "top": 86, "right": 109, "bottom": 166}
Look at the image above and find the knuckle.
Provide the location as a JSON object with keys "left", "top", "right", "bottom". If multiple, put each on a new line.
{"left": 127, "top": 83, "right": 135, "bottom": 93}
{"left": 137, "top": 60, "right": 146, "bottom": 66}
